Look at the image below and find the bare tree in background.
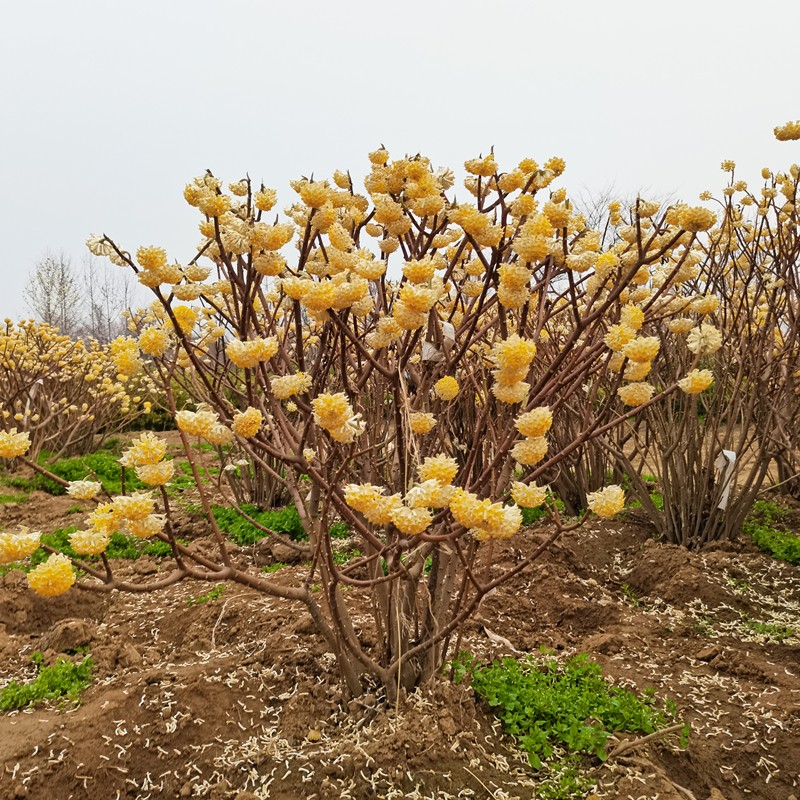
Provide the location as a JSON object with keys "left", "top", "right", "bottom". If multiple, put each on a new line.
{"left": 24, "top": 252, "right": 136, "bottom": 341}
{"left": 24, "top": 252, "right": 83, "bottom": 337}
{"left": 81, "top": 255, "right": 133, "bottom": 342}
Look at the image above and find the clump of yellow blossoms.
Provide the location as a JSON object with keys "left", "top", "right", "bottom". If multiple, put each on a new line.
{"left": 449, "top": 489, "right": 522, "bottom": 540}
{"left": 605, "top": 325, "right": 636, "bottom": 353}
{"left": 271, "top": 372, "right": 312, "bottom": 400}
{"left": 774, "top": 120, "right": 800, "bottom": 141}
{"left": 121, "top": 432, "right": 168, "bottom": 466}
{"left": 623, "top": 337, "right": 660, "bottom": 364}
{"left": 587, "top": 486, "right": 626, "bottom": 518}
{"left": 312, "top": 393, "right": 364, "bottom": 443}
{"left": 135, "top": 461, "right": 175, "bottom": 486}
{"left": 139, "top": 327, "right": 170, "bottom": 357}
{"left": 66, "top": 480, "right": 102, "bottom": 501}
{"left": 515, "top": 407, "right": 553, "bottom": 438}
{"left": 126, "top": 514, "right": 165, "bottom": 539}
{"left": 390, "top": 505, "right": 433, "bottom": 535}
{"left": 0, "top": 428, "right": 31, "bottom": 459}
{"left": 433, "top": 376, "right": 459, "bottom": 401}
{"left": 344, "top": 483, "right": 403, "bottom": 525}
{"left": 110, "top": 336, "right": 143, "bottom": 377}
{"left": 69, "top": 529, "right": 111, "bottom": 556}
{"left": 0, "top": 528, "right": 41, "bottom": 564}
{"left": 686, "top": 324, "right": 722, "bottom": 356}
{"left": 28, "top": 553, "right": 75, "bottom": 597}
{"left": 678, "top": 369, "right": 714, "bottom": 394}
{"left": 418, "top": 454, "right": 458, "bottom": 485}
{"left": 511, "top": 436, "right": 549, "bottom": 466}
{"left": 113, "top": 491, "right": 155, "bottom": 521}
{"left": 617, "top": 382, "right": 655, "bottom": 407}
{"left": 511, "top": 482, "right": 547, "bottom": 509}
{"left": 227, "top": 337, "right": 279, "bottom": 369}
{"left": 676, "top": 206, "right": 716, "bottom": 233}
{"left": 491, "top": 334, "right": 538, "bottom": 404}
{"left": 409, "top": 412, "right": 436, "bottom": 435}
{"left": 176, "top": 408, "right": 221, "bottom": 439}
{"left": 232, "top": 407, "right": 263, "bottom": 438}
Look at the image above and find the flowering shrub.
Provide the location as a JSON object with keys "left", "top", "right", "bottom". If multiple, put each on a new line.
{"left": 0, "top": 320, "right": 151, "bottom": 460}
{"left": 6, "top": 148, "right": 722, "bottom": 698}
{"left": 603, "top": 157, "right": 800, "bottom": 545}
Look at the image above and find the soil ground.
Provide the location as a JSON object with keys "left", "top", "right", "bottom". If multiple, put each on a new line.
{"left": 1, "top": 479, "right": 799, "bottom": 800}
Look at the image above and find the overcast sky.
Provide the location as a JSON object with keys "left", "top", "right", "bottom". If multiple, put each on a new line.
{"left": 2, "top": 0, "right": 799, "bottom": 321}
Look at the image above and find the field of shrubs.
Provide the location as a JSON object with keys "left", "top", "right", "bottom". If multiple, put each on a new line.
{"left": 1, "top": 129, "right": 800, "bottom": 799}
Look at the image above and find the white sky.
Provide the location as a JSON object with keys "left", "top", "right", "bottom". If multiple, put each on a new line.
{"left": 2, "top": 0, "right": 799, "bottom": 320}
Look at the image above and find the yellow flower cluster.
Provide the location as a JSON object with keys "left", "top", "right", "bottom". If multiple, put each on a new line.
{"left": 511, "top": 482, "right": 547, "bottom": 509}
{"left": 433, "top": 376, "right": 459, "bottom": 401}
{"left": 126, "top": 514, "right": 166, "bottom": 539}
{"left": 676, "top": 206, "right": 716, "bottom": 233}
{"left": 0, "top": 528, "right": 41, "bottom": 564}
{"left": 113, "top": 491, "right": 155, "bottom": 521}
{"left": 226, "top": 337, "right": 279, "bottom": 368}
{"left": 344, "top": 483, "right": 403, "bottom": 525}
{"left": 449, "top": 489, "right": 522, "bottom": 540}
{"left": 66, "top": 480, "right": 102, "bottom": 501}
{"left": 774, "top": 120, "right": 800, "bottom": 141}
{"left": 232, "top": 406, "right": 263, "bottom": 438}
{"left": 409, "top": 411, "right": 436, "bottom": 435}
{"left": 312, "top": 393, "right": 363, "bottom": 443}
{"left": 587, "top": 486, "right": 625, "bottom": 518}
{"left": 511, "top": 435, "right": 549, "bottom": 466}
{"left": 622, "top": 337, "right": 660, "bottom": 364}
{"left": 135, "top": 461, "right": 175, "bottom": 486}
{"left": 491, "top": 334, "right": 537, "bottom": 404}
{"left": 678, "top": 369, "right": 714, "bottom": 394}
{"left": 418, "top": 454, "right": 459, "bottom": 484}
{"left": 686, "top": 324, "right": 722, "bottom": 356}
{"left": 617, "top": 382, "right": 655, "bottom": 407}
{"left": 171, "top": 305, "right": 198, "bottom": 334}
{"left": 110, "top": 336, "right": 144, "bottom": 378}
{"left": 515, "top": 407, "right": 553, "bottom": 438}
{"left": 27, "top": 553, "right": 75, "bottom": 597}
{"left": 87, "top": 491, "right": 163, "bottom": 541}
{"left": 121, "top": 431, "right": 168, "bottom": 466}
{"left": 176, "top": 407, "right": 225, "bottom": 442}
{"left": 0, "top": 428, "right": 31, "bottom": 459}
{"left": 139, "top": 326, "right": 170, "bottom": 357}
{"left": 271, "top": 372, "right": 312, "bottom": 399}
{"left": 68, "top": 529, "right": 111, "bottom": 555}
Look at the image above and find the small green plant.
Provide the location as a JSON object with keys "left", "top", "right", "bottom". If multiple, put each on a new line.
{"left": 741, "top": 617, "right": 794, "bottom": 642}
{"left": 210, "top": 504, "right": 306, "bottom": 544}
{"left": 453, "top": 651, "right": 679, "bottom": 770}
{"left": 691, "top": 612, "right": 715, "bottom": 638}
{"left": 621, "top": 583, "right": 643, "bottom": 607}
{"left": 726, "top": 577, "right": 752, "bottom": 593}
{"left": 329, "top": 521, "right": 351, "bottom": 540}
{"left": 332, "top": 548, "right": 362, "bottom": 565}
{"left": 187, "top": 584, "right": 225, "bottom": 605}
{"left": 261, "top": 562, "right": 286, "bottom": 573}
{"left": 34, "top": 451, "right": 145, "bottom": 495}
{"left": 0, "top": 652, "right": 93, "bottom": 711}
{"left": 0, "top": 491, "right": 27, "bottom": 505}
{"left": 742, "top": 501, "right": 800, "bottom": 566}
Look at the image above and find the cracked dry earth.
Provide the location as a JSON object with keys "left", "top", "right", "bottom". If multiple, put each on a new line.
{"left": 1, "top": 508, "right": 799, "bottom": 800}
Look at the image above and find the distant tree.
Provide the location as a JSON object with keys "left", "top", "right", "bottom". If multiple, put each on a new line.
{"left": 24, "top": 252, "right": 83, "bottom": 337}
{"left": 24, "top": 252, "right": 136, "bottom": 342}
{"left": 81, "top": 255, "right": 133, "bottom": 342}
